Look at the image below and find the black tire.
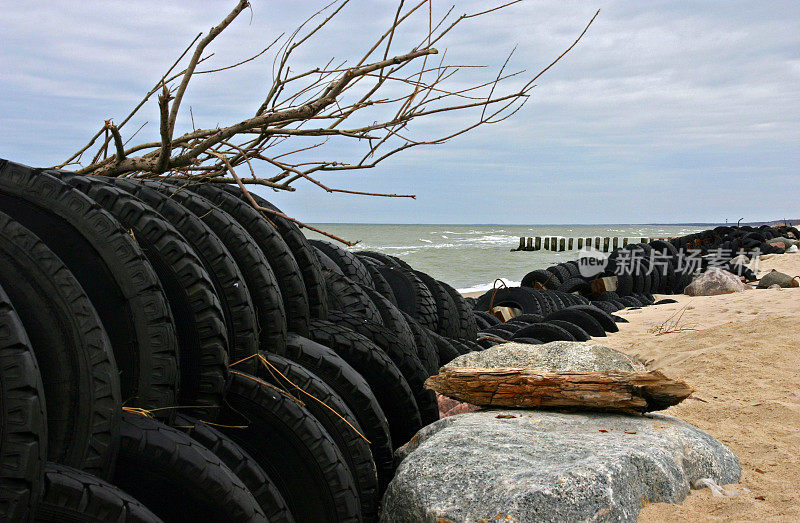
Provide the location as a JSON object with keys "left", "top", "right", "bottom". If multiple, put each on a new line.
{"left": 429, "top": 331, "right": 463, "bottom": 365}
{"left": 591, "top": 300, "right": 620, "bottom": 314}
{"left": 611, "top": 314, "right": 628, "bottom": 323}
{"left": 649, "top": 239, "right": 678, "bottom": 258}
{"left": 474, "top": 310, "right": 502, "bottom": 327}
{"left": 361, "top": 259, "right": 398, "bottom": 305}
{"left": 315, "top": 247, "right": 345, "bottom": 276}
{"left": 256, "top": 355, "right": 377, "bottom": 521}
{"left": 454, "top": 338, "right": 484, "bottom": 354}
{"left": 0, "top": 211, "right": 121, "bottom": 478}
{"left": 609, "top": 299, "right": 627, "bottom": 310}
{"left": 0, "top": 162, "right": 178, "bottom": 411}
{"left": 436, "top": 279, "right": 479, "bottom": 341}
{"left": 182, "top": 183, "right": 311, "bottom": 335}
{"left": 224, "top": 188, "right": 328, "bottom": 319}
{"left": 443, "top": 338, "right": 470, "bottom": 357}
{"left": 414, "top": 271, "right": 460, "bottom": 338}
{"left": 618, "top": 295, "right": 642, "bottom": 308}
{"left": 544, "top": 308, "right": 606, "bottom": 337}
{"left": 114, "top": 412, "right": 265, "bottom": 521}
{"left": 355, "top": 251, "right": 414, "bottom": 271}
{"left": 528, "top": 290, "right": 556, "bottom": 316}
{"left": 547, "top": 320, "right": 592, "bottom": 341}
{"left": 307, "top": 320, "right": 424, "bottom": 446}
{"left": 310, "top": 240, "right": 374, "bottom": 288}
{"left": 521, "top": 269, "right": 560, "bottom": 289}
{"left": 376, "top": 266, "right": 438, "bottom": 330}
{"left": 217, "top": 373, "right": 360, "bottom": 522}
{"left": 36, "top": 463, "right": 160, "bottom": 523}
{"left": 399, "top": 312, "right": 446, "bottom": 377}
{"left": 547, "top": 264, "right": 571, "bottom": 284}
{"left": 279, "top": 334, "right": 394, "bottom": 493}
{"left": 475, "top": 287, "right": 541, "bottom": 315}
{"left": 485, "top": 324, "right": 521, "bottom": 336}
{"left": 67, "top": 177, "right": 228, "bottom": 417}
{"left": 506, "top": 313, "right": 545, "bottom": 325}
{"left": 172, "top": 414, "right": 294, "bottom": 523}
{"left": 473, "top": 313, "right": 492, "bottom": 331}
{"left": 110, "top": 179, "right": 259, "bottom": 368}
{"left": 512, "top": 323, "right": 576, "bottom": 343}
{"left": 566, "top": 304, "right": 620, "bottom": 333}
{"left": 329, "top": 312, "right": 439, "bottom": 426}
{"left": 142, "top": 181, "right": 287, "bottom": 354}
{"left": 0, "top": 283, "right": 46, "bottom": 522}
{"left": 557, "top": 277, "right": 590, "bottom": 294}
{"left": 596, "top": 291, "right": 620, "bottom": 302}
{"left": 360, "top": 286, "right": 437, "bottom": 376}
{"left": 324, "top": 271, "right": 383, "bottom": 326}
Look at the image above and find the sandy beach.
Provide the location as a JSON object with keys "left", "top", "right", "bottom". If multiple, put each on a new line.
{"left": 599, "top": 252, "right": 800, "bottom": 520}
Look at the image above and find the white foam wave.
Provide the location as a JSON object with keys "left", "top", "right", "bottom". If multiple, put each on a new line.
{"left": 456, "top": 278, "right": 522, "bottom": 294}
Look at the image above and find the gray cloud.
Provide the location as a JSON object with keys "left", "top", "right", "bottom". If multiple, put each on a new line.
{"left": 1, "top": 1, "right": 797, "bottom": 223}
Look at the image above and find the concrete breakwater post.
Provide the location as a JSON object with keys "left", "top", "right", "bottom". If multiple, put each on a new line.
{"left": 513, "top": 235, "right": 672, "bottom": 252}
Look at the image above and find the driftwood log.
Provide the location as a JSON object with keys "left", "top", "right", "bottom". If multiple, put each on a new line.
{"left": 425, "top": 367, "right": 694, "bottom": 414}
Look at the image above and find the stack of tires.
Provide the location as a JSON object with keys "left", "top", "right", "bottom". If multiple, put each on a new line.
{"left": 517, "top": 224, "right": 799, "bottom": 308}
{"left": 0, "top": 159, "right": 476, "bottom": 522}
{"left": 469, "top": 287, "right": 624, "bottom": 348}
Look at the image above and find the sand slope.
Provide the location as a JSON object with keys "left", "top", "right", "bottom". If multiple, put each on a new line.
{"left": 602, "top": 253, "right": 800, "bottom": 521}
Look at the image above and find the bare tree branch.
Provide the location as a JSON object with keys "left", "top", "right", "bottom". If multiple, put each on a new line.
{"left": 61, "top": 1, "right": 600, "bottom": 243}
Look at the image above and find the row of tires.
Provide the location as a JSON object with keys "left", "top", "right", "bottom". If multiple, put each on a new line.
{"left": 518, "top": 224, "right": 798, "bottom": 298}
{"left": 0, "top": 159, "right": 484, "bottom": 522}
{"left": 468, "top": 288, "right": 671, "bottom": 347}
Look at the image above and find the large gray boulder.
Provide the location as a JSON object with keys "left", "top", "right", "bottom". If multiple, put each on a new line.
{"left": 382, "top": 410, "right": 740, "bottom": 522}
{"left": 445, "top": 341, "right": 647, "bottom": 372}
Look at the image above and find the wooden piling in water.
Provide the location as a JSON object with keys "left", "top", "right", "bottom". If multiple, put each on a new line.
{"left": 559, "top": 238, "right": 566, "bottom": 251}
{"left": 568, "top": 238, "right": 573, "bottom": 250}
{"left": 603, "top": 237, "right": 610, "bottom": 252}
{"left": 535, "top": 237, "right": 541, "bottom": 250}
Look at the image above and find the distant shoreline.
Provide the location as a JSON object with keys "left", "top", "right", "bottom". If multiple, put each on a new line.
{"left": 309, "top": 220, "right": 800, "bottom": 227}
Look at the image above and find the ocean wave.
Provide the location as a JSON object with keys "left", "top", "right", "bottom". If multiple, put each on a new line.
{"left": 456, "top": 234, "right": 519, "bottom": 246}
{"left": 357, "top": 242, "right": 458, "bottom": 251}
{"left": 456, "top": 278, "right": 522, "bottom": 294}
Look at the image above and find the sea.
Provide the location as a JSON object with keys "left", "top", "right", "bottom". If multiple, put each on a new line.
{"left": 305, "top": 224, "right": 709, "bottom": 293}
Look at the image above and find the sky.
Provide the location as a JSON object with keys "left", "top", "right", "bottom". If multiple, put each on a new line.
{"left": 1, "top": 1, "right": 798, "bottom": 224}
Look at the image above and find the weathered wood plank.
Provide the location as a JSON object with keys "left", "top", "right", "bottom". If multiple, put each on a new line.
{"left": 425, "top": 367, "right": 693, "bottom": 413}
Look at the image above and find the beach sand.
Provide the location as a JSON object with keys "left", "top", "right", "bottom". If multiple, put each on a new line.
{"left": 600, "top": 252, "right": 800, "bottom": 521}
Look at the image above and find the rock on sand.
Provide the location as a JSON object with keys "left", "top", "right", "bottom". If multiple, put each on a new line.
{"left": 382, "top": 410, "right": 741, "bottom": 522}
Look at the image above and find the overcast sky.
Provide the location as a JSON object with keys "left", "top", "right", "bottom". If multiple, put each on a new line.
{"left": 1, "top": 1, "right": 798, "bottom": 224}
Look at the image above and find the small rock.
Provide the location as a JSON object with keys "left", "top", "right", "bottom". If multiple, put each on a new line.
{"left": 382, "top": 411, "right": 741, "bottom": 522}
{"left": 757, "top": 270, "right": 798, "bottom": 289}
{"left": 768, "top": 284, "right": 783, "bottom": 290}
{"left": 684, "top": 268, "right": 749, "bottom": 296}
{"left": 787, "top": 244, "right": 799, "bottom": 253}
{"left": 444, "top": 341, "right": 647, "bottom": 373}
